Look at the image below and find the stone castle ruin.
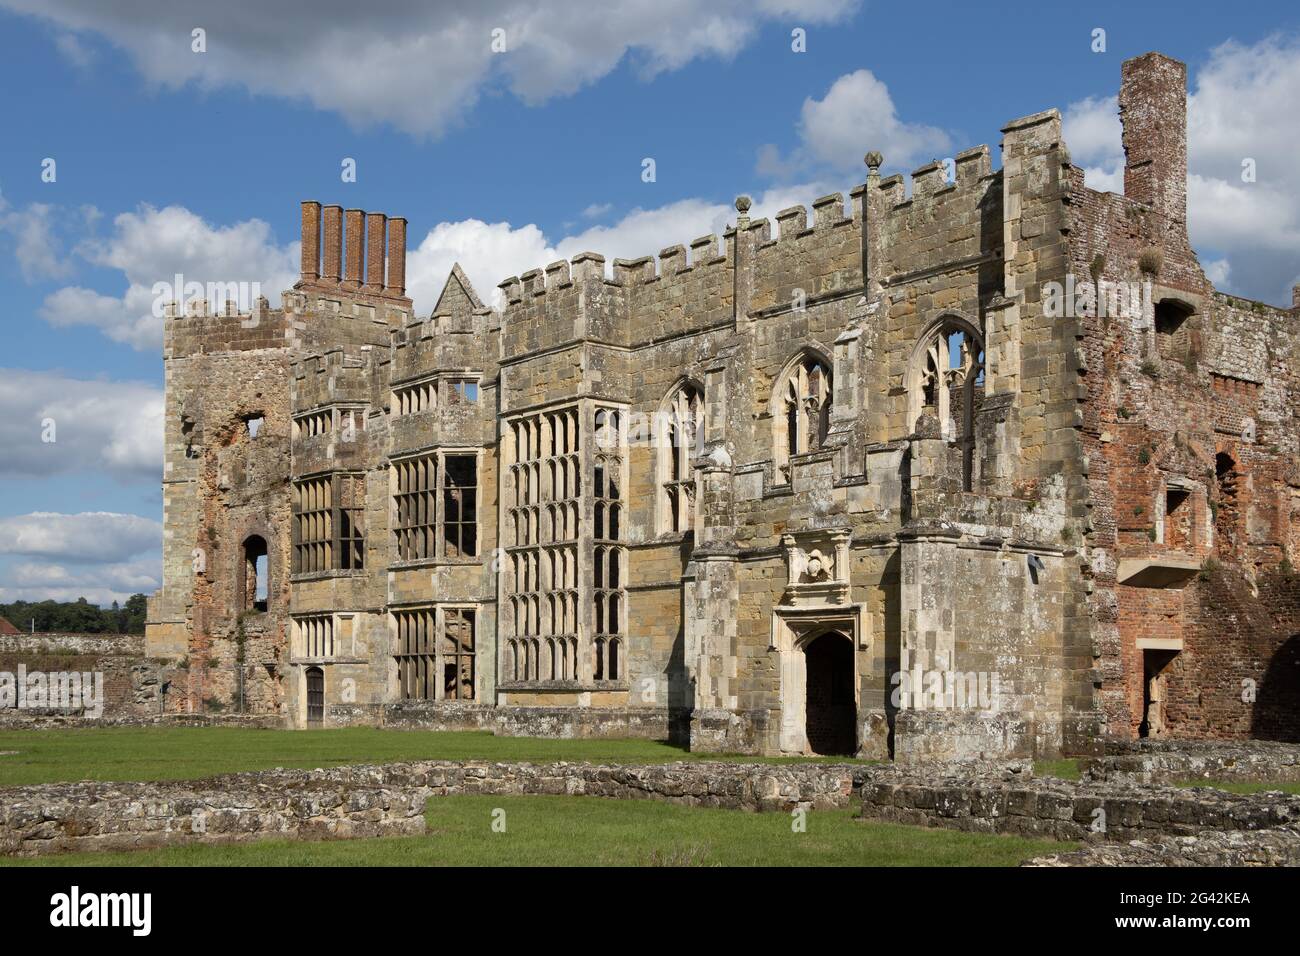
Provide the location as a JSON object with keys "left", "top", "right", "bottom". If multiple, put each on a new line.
{"left": 145, "top": 52, "right": 1300, "bottom": 760}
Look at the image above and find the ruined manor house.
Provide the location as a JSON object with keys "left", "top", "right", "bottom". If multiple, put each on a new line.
{"left": 145, "top": 52, "right": 1300, "bottom": 759}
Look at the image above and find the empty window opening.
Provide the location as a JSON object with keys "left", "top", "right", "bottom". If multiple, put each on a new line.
{"left": 449, "top": 379, "right": 479, "bottom": 404}
{"left": 242, "top": 535, "right": 268, "bottom": 612}
{"left": 245, "top": 415, "right": 265, "bottom": 439}
{"left": 443, "top": 455, "right": 479, "bottom": 557}
{"left": 1164, "top": 486, "right": 1191, "bottom": 550}
{"left": 775, "top": 355, "right": 831, "bottom": 480}
{"left": 1154, "top": 299, "right": 1194, "bottom": 362}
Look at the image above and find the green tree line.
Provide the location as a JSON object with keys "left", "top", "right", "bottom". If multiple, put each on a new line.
{"left": 0, "top": 594, "right": 148, "bottom": 635}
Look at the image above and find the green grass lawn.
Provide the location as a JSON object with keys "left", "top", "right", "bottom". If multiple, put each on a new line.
{"left": 0, "top": 727, "right": 870, "bottom": 789}
{"left": 1032, "top": 758, "right": 1082, "bottom": 780}
{"left": 0, "top": 794, "right": 1068, "bottom": 867}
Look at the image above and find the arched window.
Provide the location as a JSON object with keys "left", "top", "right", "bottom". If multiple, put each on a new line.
{"left": 773, "top": 353, "right": 831, "bottom": 481}
{"left": 658, "top": 382, "right": 704, "bottom": 533}
{"left": 908, "top": 316, "right": 985, "bottom": 490}
{"left": 241, "top": 535, "right": 268, "bottom": 612}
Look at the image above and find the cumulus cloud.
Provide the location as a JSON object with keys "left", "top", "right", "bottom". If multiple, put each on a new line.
{"left": 758, "top": 69, "right": 952, "bottom": 180}
{"left": 0, "top": 369, "right": 162, "bottom": 481}
{"left": 0, "top": 197, "right": 74, "bottom": 281}
{"left": 0, "top": 512, "right": 161, "bottom": 563}
{"left": 1062, "top": 37, "right": 1300, "bottom": 303}
{"left": 0, "top": 556, "right": 161, "bottom": 606}
{"left": 406, "top": 182, "right": 841, "bottom": 312}
{"left": 39, "top": 204, "right": 298, "bottom": 350}
{"left": 1, "top": 0, "right": 859, "bottom": 139}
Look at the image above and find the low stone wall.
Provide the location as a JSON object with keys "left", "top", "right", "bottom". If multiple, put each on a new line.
{"left": 0, "top": 712, "right": 282, "bottom": 730}
{"left": 859, "top": 767, "right": 1300, "bottom": 842}
{"left": 0, "top": 777, "right": 426, "bottom": 857}
{"left": 1024, "top": 826, "right": 1300, "bottom": 866}
{"left": 328, "top": 701, "right": 689, "bottom": 742}
{"left": 0, "top": 760, "right": 863, "bottom": 857}
{"left": 1088, "top": 739, "right": 1300, "bottom": 785}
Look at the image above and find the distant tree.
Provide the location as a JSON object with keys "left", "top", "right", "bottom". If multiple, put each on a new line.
{"left": 0, "top": 593, "right": 150, "bottom": 635}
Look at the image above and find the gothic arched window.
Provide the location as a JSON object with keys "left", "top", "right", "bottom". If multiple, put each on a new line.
{"left": 658, "top": 381, "right": 704, "bottom": 533}
{"left": 773, "top": 353, "right": 831, "bottom": 480}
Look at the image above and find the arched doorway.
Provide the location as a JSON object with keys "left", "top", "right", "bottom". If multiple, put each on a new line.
{"left": 305, "top": 667, "right": 324, "bottom": 726}
{"left": 804, "top": 632, "right": 855, "bottom": 755}
{"left": 241, "top": 535, "right": 268, "bottom": 612}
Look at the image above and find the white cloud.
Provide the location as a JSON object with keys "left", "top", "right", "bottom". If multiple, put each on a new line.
{"left": 760, "top": 69, "right": 952, "bottom": 179}
{"left": 1061, "top": 94, "right": 1124, "bottom": 193}
{"left": 40, "top": 204, "right": 298, "bottom": 350}
{"left": 1, "top": 0, "right": 859, "bottom": 139}
{"left": 0, "top": 556, "right": 161, "bottom": 606}
{"left": 53, "top": 31, "right": 94, "bottom": 68}
{"left": 0, "top": 512, "right": 161, "bottom": 563}
{"left": 0, "top": 198, "right": 74, "bottom": 281}
{"left": 0, "top": 369, "right": 162, "bottom": 480}
{"left": 1061, "top": 38, "right": 1300, "bottom": 303}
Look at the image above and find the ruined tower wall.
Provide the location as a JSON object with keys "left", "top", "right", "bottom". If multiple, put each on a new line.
{"left": 1071, "top": 52, "right": 1300, "bottom": 742}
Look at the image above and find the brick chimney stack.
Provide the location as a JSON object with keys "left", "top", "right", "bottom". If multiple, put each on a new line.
{"left": 321, "top": 205, "right": 343, "bottom": 285}
{"left": 385, "top": 217, "right": 407, "bottom": 297}
{"left": 364, "top": 212, "right": 386, "bottom": 293}
{"left": 343, "top": 209, "right": 365, "bottom": 290}
{"left": 1120, "top": 52, "right": 1188, "bottom": 226}
{"left": 300, "top": 201, "right": 321, "bottom": 282}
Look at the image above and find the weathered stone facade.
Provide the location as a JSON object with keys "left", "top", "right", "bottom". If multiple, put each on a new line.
{"left": 146, "top": 51, "right": 1300, "bottom": 759}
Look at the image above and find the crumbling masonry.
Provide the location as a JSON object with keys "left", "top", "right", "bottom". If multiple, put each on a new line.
{"left": 146, "top": 52, "right": 1300, "bottom": 759}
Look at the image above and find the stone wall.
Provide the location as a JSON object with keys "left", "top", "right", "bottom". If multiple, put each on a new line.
{"left": 0, "top": 633, "right": 176, "bottom": 721}
{"left": 0, "top": 760, "right": 861, "bottom": 857}
{"left": 859, "top": 765, "right": 1300, "bottom": 841}
{"left": 327, "top": 701, "right": 688, "bottom": 740}
{"left": 1088, "top": 739, "right": 1300, "bottom": 785}
{"left": 1026, "top": 826, "right": 1300, "bottom": 867}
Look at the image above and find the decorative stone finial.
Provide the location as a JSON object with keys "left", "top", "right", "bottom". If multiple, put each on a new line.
{"left": 864, "top": 151, "right": 884, "bottom": 173}
{"left": 734, "top": 195, "right": 752, "bottom": 214}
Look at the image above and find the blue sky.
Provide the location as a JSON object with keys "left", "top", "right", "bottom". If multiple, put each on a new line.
{"left": 1, "top": 0, "right": 1298, "bottom": 605}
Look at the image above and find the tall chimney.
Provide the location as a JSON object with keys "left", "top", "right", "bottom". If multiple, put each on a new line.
{"left": 343, "top": 209, "right": 365, "bottom": 290}
{"left": 386, "top": 217, "right": 407, "bottom": 298}
{"left": 321, "top": 205, "right": 342, "bottom": 285}
{"left": 364, "top": 212, "right": 387, "bottom": 293}
{"left": 1120, "top": 52, "right": 1187, "bottom": 226}
{"left": 300, "top": 201, "right": 321, "bottom": 282}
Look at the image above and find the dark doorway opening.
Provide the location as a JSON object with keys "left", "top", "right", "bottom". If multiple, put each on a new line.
{"left": 804, "top": 632, "right": 856, "bottom": 755}
{"left": 1139, "top": 649, "right": 1178, "bottom": 738}
{"left": 306, "top": 666, "right": 324, "bottom": 726}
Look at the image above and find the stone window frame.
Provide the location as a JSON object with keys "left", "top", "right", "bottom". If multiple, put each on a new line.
{"left": 292, "top": 612, "right": 336, "bottom": 661}
{"left": 592, "top": 404, "right": 627, "bottom": 685}
{"left": 391, "top": 374, "right": 438, "bottom": 417}
{"left": 503, "top": 404, "right": 582, "bottom": 685}
{"left": 655, "top": 377, "right": 705, "bottom": 536}
{"left": 769, "top": 346, "right": 833, "bottom": 483}
{"left": 389, "top": 448, "right": 483, "bottom": 565}
{"left": 291, "top": 471, "right": 367, "bottom": 575}
{"left": 292, "top": 403, "right": 366, "bottom": 440}
{"left": 391, "top": 603, "right": 480, "bottom": 702}
{"left": 905, "top": 312, "right": 985, "bottom": 490}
